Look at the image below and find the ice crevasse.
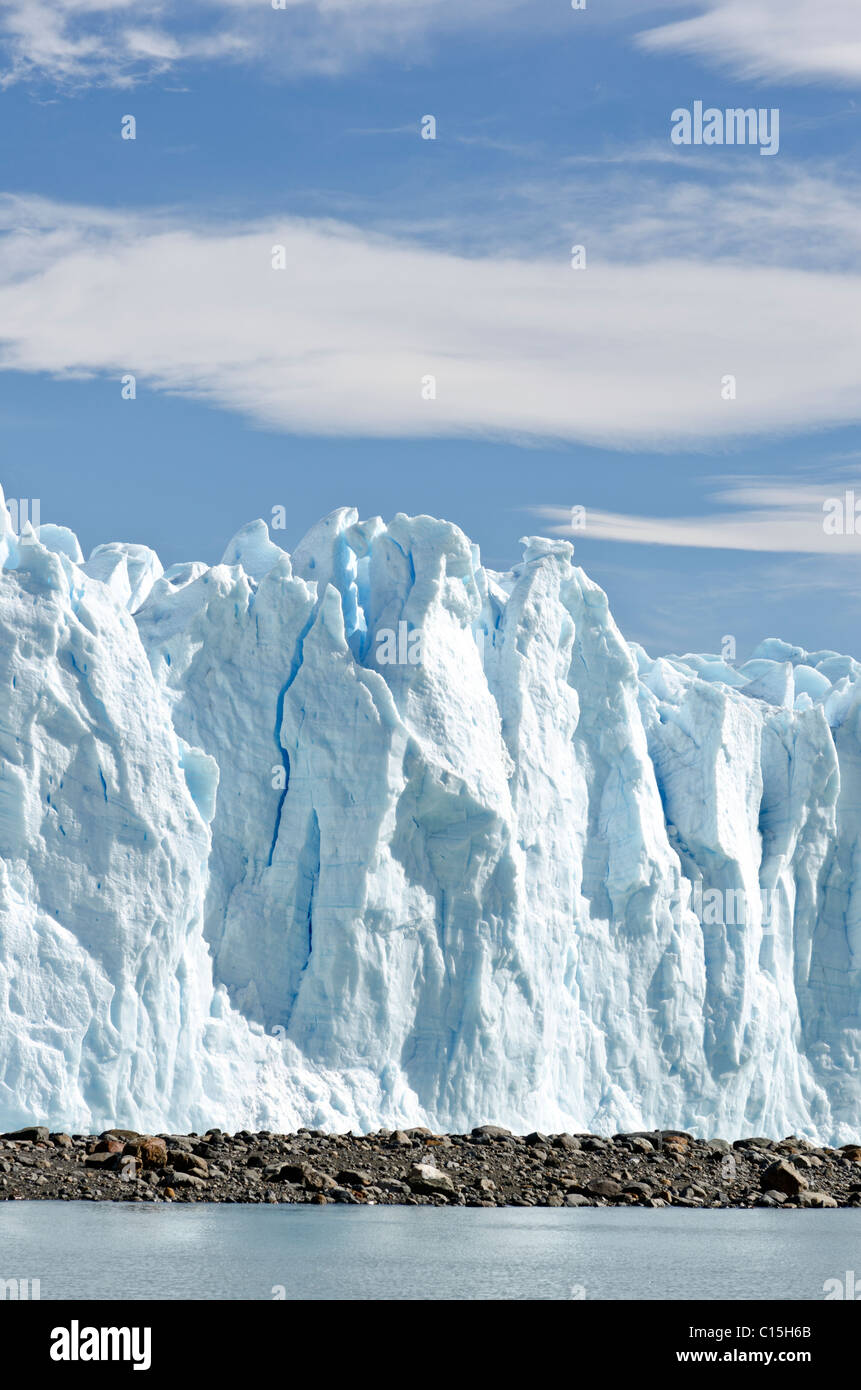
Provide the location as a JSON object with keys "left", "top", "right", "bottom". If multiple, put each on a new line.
{"left": 0, "top": 487, "right": 859, "bottom": 1142}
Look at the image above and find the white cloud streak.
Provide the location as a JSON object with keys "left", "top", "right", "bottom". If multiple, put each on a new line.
{"left": 637, "top": 0, "right": 861, "bottom": 86}
{"left": 535, "top": 482, "right": 861, "bottom": 555}
{"left": 1, "top": 194, "right": 861, "bottom": 448}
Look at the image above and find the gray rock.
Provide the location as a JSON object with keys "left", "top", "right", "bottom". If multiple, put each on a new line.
{"left": 407, "top": 1163, "right": 455, "bottom": 1195}
{"left": 168, "top": 1171, "right": 205, "bottom": 1187}
{"left": 2, "top": 1127, "right": 50, "bottom": 1144}
{"left": 586, "top": 1178, "right": 622, "bottom": 1197}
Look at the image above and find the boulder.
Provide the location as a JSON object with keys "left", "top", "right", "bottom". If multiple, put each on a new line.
{"left": 336, "top": 1169, "right": 371, "bottom": 1187}
{"left": 125, "top": 1137, "right": 168, "bottom": 1168}
{"left": 761, "top": 1160, "right": 808, "bottom": 1196}
{"left": 407, "top": 1163, "right": 455, "bottom": 1195}
{"left": 586, "top": 1178, "right": 623, "bottom": 1198}
{"left": 2, "top": 1127, "right": 49, "bottom": 1144}
{"left": 797, "top": 1190, "right": 838, "bottom": 1208}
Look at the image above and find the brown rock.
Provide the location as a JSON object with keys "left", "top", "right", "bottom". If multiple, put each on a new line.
{"left": 126, "top": 1136, "right": 168, "bottom": 1168}
{"left": 761, "top": 1160, "right": 808, "bottom": 1196}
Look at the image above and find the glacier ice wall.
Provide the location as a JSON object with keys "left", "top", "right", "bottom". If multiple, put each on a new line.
{"left": 0, "top": 489, "right": 859, "bottom": 1140}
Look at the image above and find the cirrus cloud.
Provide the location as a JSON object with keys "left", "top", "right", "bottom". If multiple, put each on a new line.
{"left": 637, "top": 0, "right": 861, "bottom": 87}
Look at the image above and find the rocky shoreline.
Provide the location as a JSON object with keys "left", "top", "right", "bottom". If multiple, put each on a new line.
{"left": 2, "top": 1124, "right": 861, "bottom": 1207}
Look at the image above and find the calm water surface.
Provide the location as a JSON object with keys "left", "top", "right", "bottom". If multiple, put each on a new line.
{"left": 0, "top": 1203, "right": 857, "bottom": 1300}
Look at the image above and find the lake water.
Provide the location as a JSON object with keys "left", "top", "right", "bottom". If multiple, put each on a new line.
{"left": 0, "top": 1203, "right": 857, "bottom": 1300}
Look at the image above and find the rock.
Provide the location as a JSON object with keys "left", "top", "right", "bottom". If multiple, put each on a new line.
{"left": 840, "top": 1145, "right": 861, "bottom": 1161}
{"left": 2, "top": 1127, "right": 50, "bottom": 1144}
{"left": 101, "top": 1129, "right": 141, "bottom": 1142}
{"left": 551, "top": 1134, "right": 581, "bottom": 1152}
{"left": 797, "top": 1190, "right": 838, "bottom": 1208}
{"left": 168, "top": 1171, "right": 205, "bottom": 1187}
{"left": 125, "top": 1136, "right": 168, "bottom": 1168}
{"left": 93, "top": 1138, "right": 124, "bottom": 1154}
{"left": 84, "top": 1152, "right": 121, "bottom": 1169}
{"left": 389, "top": 1131, "right": 413, "bottom": 1147}
{"left": 524, "top": 1132, "right": 548, "bottom": 1147}
{"left": 169, "top": 1149, "right": 208, "bottom": 1177}
{"left": 762, "top": 1189, "right": 787, "bottom": 1204}
{"left": 471, "top": 1125, "right": 512, "bottom": 1140}
{"left": 761, "top": 1160, "right": 808, "bottom": 1196}
{"left": 623, "top": 1182, "right": 653, "bottom": 1198}
{"left": 336, "top": 1169, "right": 371, "bottom": 1187}
{"left": 565, "top": 1193, "right": 592, "bottom": 1207}
{"left": 407, "top": 1163, "right": 455, "bottom": 1195}
{"left": 281, "top": 1164, "right": 336, "bottom": 1191}
{"left": 404, "top": 1127, "right": 433, "bottom": 1140}
{"left": 49, "top": 1133, "right": 73, "bottom": 1149}
{"left": 586, "top": 1178, "right": 622, "bottom": 1197}
{"left": 329, "top": 1186, "right": 360, "bottom": 1204}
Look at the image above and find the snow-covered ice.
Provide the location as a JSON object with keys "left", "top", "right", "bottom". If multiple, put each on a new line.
{"left": 0, "top": 486, "right": 859, "bottom": 1141}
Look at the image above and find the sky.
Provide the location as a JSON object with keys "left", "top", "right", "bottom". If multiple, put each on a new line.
{"left": 1, "top": 0, "right": 860, "bottom": 657}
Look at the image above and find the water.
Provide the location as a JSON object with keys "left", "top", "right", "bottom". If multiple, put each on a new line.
{"left": 0, "top": 1203, "right": 857, "bottom": 1300}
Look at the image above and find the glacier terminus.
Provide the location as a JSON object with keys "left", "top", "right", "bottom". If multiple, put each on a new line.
{"left": 0, "top": 487, "right": 859, "bottom": 1144}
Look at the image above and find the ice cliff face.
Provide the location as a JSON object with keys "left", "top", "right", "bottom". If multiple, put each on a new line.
{"left": 0, "top": 488, "right": 859, "bottom": 1141}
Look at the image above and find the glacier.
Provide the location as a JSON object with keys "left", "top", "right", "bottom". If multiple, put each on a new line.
{"left": 0, "top": 486, "right": 859, "bottom": 1143}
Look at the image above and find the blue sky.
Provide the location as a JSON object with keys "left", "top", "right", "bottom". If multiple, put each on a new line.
{"left": 1, "top": 0, "right": 861, "bottom": 657}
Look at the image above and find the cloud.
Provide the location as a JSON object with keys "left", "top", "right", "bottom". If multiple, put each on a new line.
{"left": 0, "top": 0, "right": 530, "bottom": 88}
{"left": 2, "top": 194, "right": 861, "bottom": 449}
{"left": 637, "top": 0, "right": 861, "bottom": 86}
{"left": 534, "top": 481, "right": 861, "bottom": 554}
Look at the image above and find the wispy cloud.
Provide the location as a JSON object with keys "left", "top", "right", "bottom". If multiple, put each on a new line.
{"left": 637, "top": 0, "right": 861, "bottom": 87}
{"left": 534, "top": 480, "right": 861, "bottom": 554}
{"left": 0, "top": 0, "right": 532, "bottom": 89}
